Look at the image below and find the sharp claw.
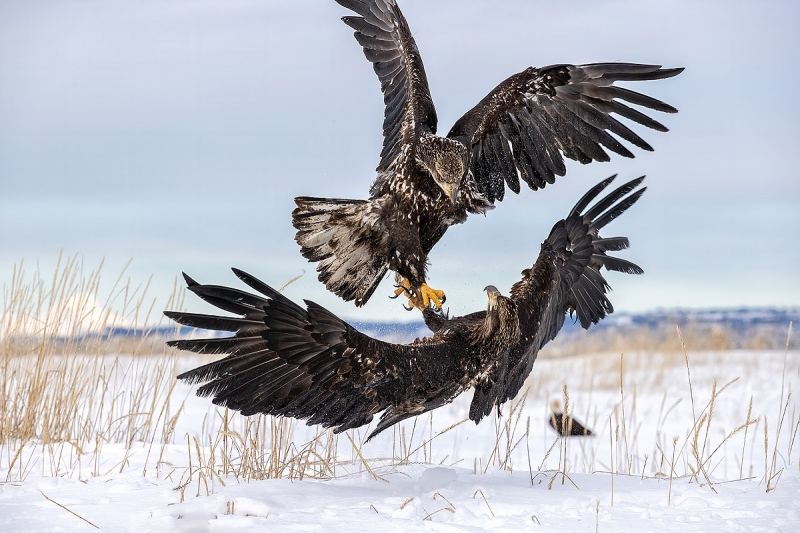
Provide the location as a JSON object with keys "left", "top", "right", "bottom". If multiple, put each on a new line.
{"left": 391, "top": 276, "right": 418, "bottom": 302}
{"left": 388, "top": 292, "right": 400, "bottom": 299}
{"left": 392, "top": 284, "right": 414, "bottom": 299}
{"left": 392, "top": 277, "right": 446, "bottom": 312}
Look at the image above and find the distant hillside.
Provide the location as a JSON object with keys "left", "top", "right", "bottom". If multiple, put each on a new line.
{"left": 545, "top": 307, "right": 798, "bottom": 355}
{"left": 47, "top": 307, "right": 795, "bottom": 355}
{"left": 572, "top": 308, "right": 800, "bottom": 331}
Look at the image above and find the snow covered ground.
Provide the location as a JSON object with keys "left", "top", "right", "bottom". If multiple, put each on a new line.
{"left": 2, "top": 348, "right": 799, "bottom": 531}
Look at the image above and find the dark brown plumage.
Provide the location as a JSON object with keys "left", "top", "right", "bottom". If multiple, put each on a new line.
{"left": 292, "top": 0, "right": 681, "bottom": 311}
{"left": 168, "top": 176, "right": 645, "bottom": 440}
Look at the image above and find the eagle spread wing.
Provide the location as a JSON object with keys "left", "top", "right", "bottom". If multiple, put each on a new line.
{"left": 448, "top": 63, "right": 682, "bottom": 202}
{"left": 336, "top": 0, "right": 437, "bottom": 172}
{"left": 467, "top": 176, "right": 645, "bottom": 420}
{"left": 290, "top": 0, "right": 441, "bottom": 308}
{"left": 168, "top": 269, "right": 481, "bottom": 440}
{"left": 169, "top": 176, "right": 645, "bottom": 438}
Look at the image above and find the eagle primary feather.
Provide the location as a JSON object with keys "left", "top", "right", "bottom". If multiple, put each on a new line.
{"left": 170, "top": 175, "right": 646, "bottom": 440}
{"left": 293, "top": 0, "right": 680, "bottom": 310}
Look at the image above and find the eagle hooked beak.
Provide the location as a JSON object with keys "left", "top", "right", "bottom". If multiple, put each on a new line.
{"left": 442, "top": 183, "right": 459, "bottom": 205}
{"left": 484, "top": 285, "right": 500, "bottom": 310}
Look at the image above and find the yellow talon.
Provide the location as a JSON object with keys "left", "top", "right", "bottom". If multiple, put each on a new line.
{"left": 406, "top": 283, "right": 446, "bottom": 311}
{"left": 392, "top": 276, "right": 414, "bottom": 299}
{"left": 391, "top": 276, "right": 446, "bottom": 311}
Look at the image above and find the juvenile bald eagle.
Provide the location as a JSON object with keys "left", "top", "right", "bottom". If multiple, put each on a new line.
{"left": 548, "top": 400, "right": 594, "bottom": 437}
{"left": 169, "top": 176, "right": 645, "bottom": 440}
{"left": 292, "top": 0, "right": 681, "bottom": 311}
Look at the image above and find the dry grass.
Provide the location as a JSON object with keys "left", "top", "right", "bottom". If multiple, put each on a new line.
{"left": 1, "top": 256, "right": 384, "bottom": 487}
{"left": 1, "top": 253, "right": 186, "bottom": 482}
{"left": 541, "top": 319, "right": 795, "bottom": 358}
{"left": 2, "top": 257, "right": 798, "bottom": 502}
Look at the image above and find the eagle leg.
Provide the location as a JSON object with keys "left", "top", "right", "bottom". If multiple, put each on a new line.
{"left": 405, "top": 283, "right": 446, "bottom": 312}
{"left": 391, "top": 275, "right": 446, "bottom": 311}
{"left": 391, "top": 276, "right": 415, "bottom": 300}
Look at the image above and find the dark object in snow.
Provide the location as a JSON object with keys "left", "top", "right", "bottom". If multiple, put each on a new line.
{"left": 548, "top": 401, "right": 594, "bottom": 437}
{"left": 292, "top": 0, "right": 682, "bottom": 311}
{"left": 168, "top": 176, "right": 645, "bottom": 441}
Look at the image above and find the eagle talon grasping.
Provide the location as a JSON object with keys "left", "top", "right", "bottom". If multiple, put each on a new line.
{"left": 170, "top": 175, "right": 647, "bottom": 440}
{"left": 292, "top": 0, "right": 682, "bottom": 312}
{"left": 405, "top": 282, "right": 446, "bottom": 312}
{"left": 392, "top": 277, "right": 445, "bottom": 312}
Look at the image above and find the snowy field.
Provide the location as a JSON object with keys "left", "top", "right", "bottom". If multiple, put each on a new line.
{"left": 2, "top": 346, "right": 799, "bottom": 532}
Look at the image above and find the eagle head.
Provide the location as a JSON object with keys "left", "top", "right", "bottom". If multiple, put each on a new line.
{"left": 473, "top": 285, "right": 520, "bottom": 348}
{"left": 417, "top": 135, "right": 469, "bottom": 205}
{"left": 484, "top": 285, "right": 501, "bottom": 311}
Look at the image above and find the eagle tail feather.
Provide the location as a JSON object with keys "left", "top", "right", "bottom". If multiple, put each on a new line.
{"left": 292, "top": 196, "right": 388, "bottom": 306}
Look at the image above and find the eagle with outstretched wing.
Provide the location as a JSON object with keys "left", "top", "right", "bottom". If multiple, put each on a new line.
{"left": 292, "top": 0, "right": 681, "bottom": 312}
{"left": 169, "top": 175, "right": 645, "bottom": 440}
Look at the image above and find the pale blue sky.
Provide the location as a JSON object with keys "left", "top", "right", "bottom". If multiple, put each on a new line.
{"left": 1, "top": 0, "right": 798, "bottom": 322}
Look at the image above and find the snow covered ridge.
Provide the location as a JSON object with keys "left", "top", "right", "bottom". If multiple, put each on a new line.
{"left": 355, "top": 308, "right": 800, "bottom": 349}
{"left": 6, "top": 307, "right": 793, "bottom": 346}
{"left": 588, "top": 308, "right": 800, "bottom": 330}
